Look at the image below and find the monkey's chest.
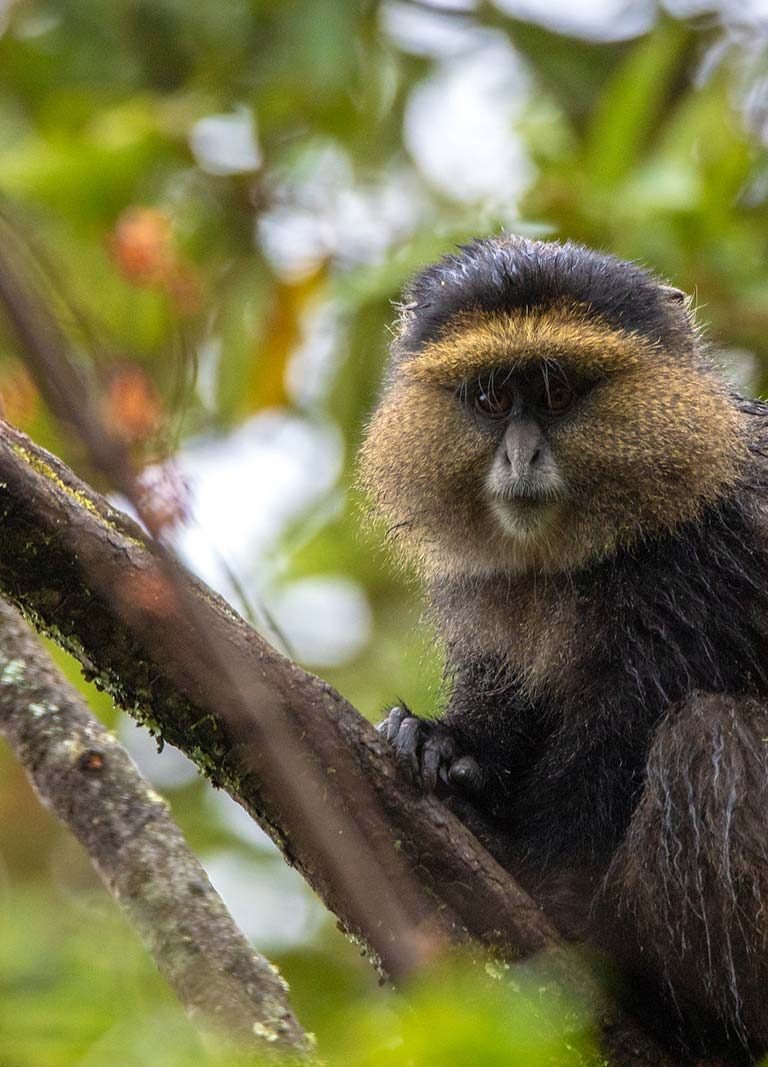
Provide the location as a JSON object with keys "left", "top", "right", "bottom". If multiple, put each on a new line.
{"left": 451, "top": 582, "right": 588, "bottom": 703}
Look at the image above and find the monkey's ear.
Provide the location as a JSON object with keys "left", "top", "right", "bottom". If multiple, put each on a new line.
{"left": 659, "top": 284, "right": 687, "bottom": 304}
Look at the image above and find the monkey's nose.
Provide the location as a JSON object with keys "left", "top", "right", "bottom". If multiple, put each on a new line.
{"left": 503, "top": 420, "right": 546, "bottom": 475}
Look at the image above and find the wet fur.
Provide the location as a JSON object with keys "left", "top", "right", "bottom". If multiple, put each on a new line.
{"left": 360, "top": 236, "right": 768, "bottom": 1061}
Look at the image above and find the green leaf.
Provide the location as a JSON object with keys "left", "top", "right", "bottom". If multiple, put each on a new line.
{"left": 583, "top": 19, "right": 694, "bottom": 187}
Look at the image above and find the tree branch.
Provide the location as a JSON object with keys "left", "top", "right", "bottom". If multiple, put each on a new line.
{"left": 0, "top": 596, "right": 310, "bottom": 1056}
{"left": 0, "top": 418, "right": 554, "bottom": 954}
{"left": 0, "top": 418, "right": 681, "bottom": 1066}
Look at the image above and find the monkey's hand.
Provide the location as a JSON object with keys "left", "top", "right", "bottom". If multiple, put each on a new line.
{"left": 377, "top": 706, "right": 485, "bottom": 796}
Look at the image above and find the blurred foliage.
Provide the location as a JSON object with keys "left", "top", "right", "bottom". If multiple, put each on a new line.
{"left": 0, "top": 880, "right": 598, "bottom": 1067}
{"left": 2, "top": 0, "right": 768, "bottom": 1062}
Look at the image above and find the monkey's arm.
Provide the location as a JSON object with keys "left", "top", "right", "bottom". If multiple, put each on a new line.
{"left": 607, "top": 692, "right": 768, "bottom": 1058}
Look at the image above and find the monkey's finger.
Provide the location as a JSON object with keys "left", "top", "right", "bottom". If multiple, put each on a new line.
{"left": 376, "top": 705, "right": 408, "bottom": 743}
{"left": 392, "top": 716, "right": 422, "bottom": 781}
{"left": 422, "top": 733, "right": 455, "bottom": 793}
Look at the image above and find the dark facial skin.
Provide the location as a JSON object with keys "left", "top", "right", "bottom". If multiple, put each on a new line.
{"left": 458, "top": 363, "right": 594, "bottom": 539}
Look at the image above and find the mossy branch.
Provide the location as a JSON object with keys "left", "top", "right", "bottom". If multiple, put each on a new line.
{"left": 0, "top": 418, "right": 681, "bottom": 1066}
{"left": 0, "top": 418, "right": 556, "bottom": 956}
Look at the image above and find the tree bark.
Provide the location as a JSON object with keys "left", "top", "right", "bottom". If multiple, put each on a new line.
{"left": 0, "top": 596, "right": 310, "bottom": 1056}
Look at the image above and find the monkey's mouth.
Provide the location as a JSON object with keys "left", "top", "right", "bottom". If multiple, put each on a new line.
{"left": 486, "top": 463, "right": 565, "bottom": 502}
{"left": 485, "top": 466, "right": 566, "bottom": 539}
{"left": 495, "top": 484, "right": 562, "bottom": 503}
{"left": 487, "top": 487, "right": 564, "bottom": 539}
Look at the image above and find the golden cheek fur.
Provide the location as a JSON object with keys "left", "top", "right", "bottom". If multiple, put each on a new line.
{"left": 552, "top": 363, "right": 746, "bottom": 536}
{"left": 358, "top": 383, "right": 497, "bottom": 569}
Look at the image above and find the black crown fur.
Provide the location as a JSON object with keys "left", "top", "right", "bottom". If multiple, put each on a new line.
{"left": 398, "top": 235, "right": 684, "bottom": 354}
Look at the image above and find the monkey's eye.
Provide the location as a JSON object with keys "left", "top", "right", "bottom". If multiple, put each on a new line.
{"left": 473, "top": 384, "right": 515, "bottom": 418}
{"left": 534, "top": 379, "right": 574, "bottom": 417}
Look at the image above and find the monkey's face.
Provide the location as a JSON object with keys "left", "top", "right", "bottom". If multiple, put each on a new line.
{"left": 359, "top": 302, "right": 748, "bottom": 578}
{"left": 462, "top": 363, "right": 573, "bottom": 544}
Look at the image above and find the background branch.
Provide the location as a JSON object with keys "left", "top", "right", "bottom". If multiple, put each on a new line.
{"left": 0, "top": 596, "right": 309, "bottom": 1057}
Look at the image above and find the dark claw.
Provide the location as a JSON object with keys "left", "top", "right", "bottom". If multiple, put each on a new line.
{"left": 377, "top": 707, "right": 422, "bottom": 781}
{"left": 377, "top": 705, "right": 408, "bottom": 743}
